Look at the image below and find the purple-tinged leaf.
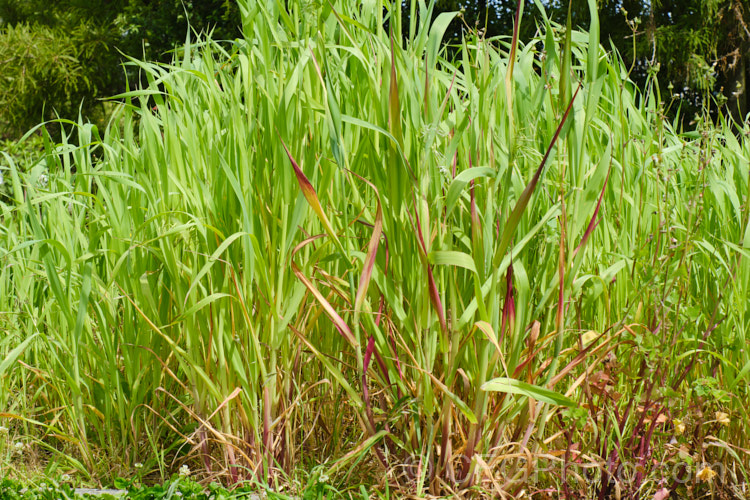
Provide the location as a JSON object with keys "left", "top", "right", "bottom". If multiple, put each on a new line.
{"left": 354, "top": 197, "right": 383, "bottom": 314}
{"left": 413, "top": 198, "right": 448, "bottom": 335}
{"left": 291, "top": 261, "right": 358, "bottom": 347}
{"left": 494, "top": 84, "right": 581, "bottom": 268}
{"left": 500, "top": 262, "right": 515, "bottom": 345}
{"left": 572, "top": 166, "right": 611, "bottom": 259}
{"left": 280, "top": 136, "right": 345, "bottom": 255}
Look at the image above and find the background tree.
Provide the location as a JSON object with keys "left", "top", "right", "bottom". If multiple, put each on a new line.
{"left": 624, "top": 0, "right": 749, "bottom": 123}
{"left": 121, "top": 0, "right": 241, "bottom": 56}
{"left": 0, "top": 0, "right": 241, "bottom": 139}
{"left": 0, "top": 0, "right": 125, "bottom": 138}
{"left": 2, "top": 0, "right": 749, "bottom": 139}
{"left": 412, "top": 0, "right": 750, "bottom": 127}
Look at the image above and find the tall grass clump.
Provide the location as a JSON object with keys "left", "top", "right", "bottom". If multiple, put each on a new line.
{"left": 1, "top": 0, "right": 749, "bottom": 496}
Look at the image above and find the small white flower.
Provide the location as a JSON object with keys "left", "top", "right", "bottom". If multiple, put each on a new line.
{"left": 14, "top": 441, "right": 24, "bottom": 451}
{"left": 38, "top": 173, "right": 49, "bottom": 188}
{"left": 0, "top": 426, "right": 8, "bottom": 434}
{"left": 179, "top": 464, "right": 190, "bottom": 477}
{"left": 61, "top": 474, "right": 71, "bottom": 482}
{"left": 135, "top": 462, "right": 143, "bottom": 469}
{"left": 319, "top": 473, "right": 329, "bottom": 483}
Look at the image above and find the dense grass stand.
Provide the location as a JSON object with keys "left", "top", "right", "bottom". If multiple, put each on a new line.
{"left": 1, "top": 0, "right": 749, "bottom": 497}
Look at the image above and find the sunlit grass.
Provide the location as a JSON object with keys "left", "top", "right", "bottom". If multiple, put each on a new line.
{"left": 1, "top": 0, "right": 749, "bottom": 497}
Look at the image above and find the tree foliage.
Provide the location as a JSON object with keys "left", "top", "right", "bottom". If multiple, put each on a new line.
{"left": 1, "top": 0, "right": 749, "bottom": 138}
{"left": 121, "top": 0, "right": 241, "bottom": 56}
{"left": 416, "top": 0, "right": 750, "bottom": 125}
{"left": 0, "top": 0, "right": 241, "bottom": 139}
{"left": 0, "top": 23, "right": 87, "bottom": 136}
